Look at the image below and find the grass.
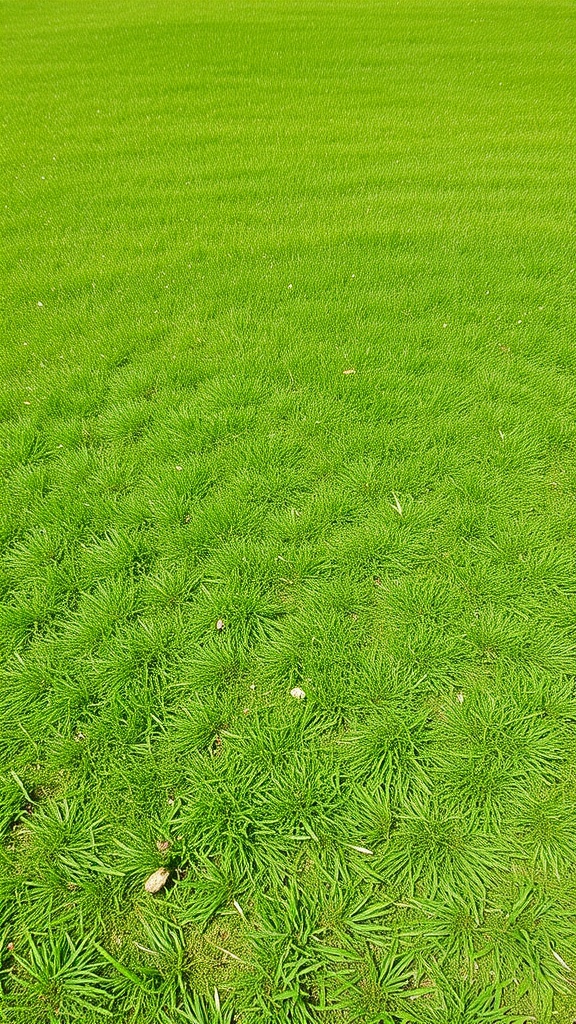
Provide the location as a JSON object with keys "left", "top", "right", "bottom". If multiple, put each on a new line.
{"left": 1, "top": 0, "right": 575, "bottom": 1019}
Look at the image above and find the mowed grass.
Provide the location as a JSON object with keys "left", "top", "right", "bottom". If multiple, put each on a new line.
{"left": 1, "top": 0, "right": 575, "bottom": 1020}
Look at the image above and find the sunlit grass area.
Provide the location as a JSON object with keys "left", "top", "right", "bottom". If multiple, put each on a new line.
{"left": 1, "top": 0, "right": 575, "bottom": 1020}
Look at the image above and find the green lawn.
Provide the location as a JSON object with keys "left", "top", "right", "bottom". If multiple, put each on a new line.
{"left": 1, "top": 0, "right": 575, "bottom": 1020}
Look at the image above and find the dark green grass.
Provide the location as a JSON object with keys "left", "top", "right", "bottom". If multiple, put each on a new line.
{"left": 1, "top": 0, "right": 575, "bottom": 1020}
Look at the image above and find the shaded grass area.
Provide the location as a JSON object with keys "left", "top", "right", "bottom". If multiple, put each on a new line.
{"left": 1, "top": 0, "right": 575, "bottom": 1020}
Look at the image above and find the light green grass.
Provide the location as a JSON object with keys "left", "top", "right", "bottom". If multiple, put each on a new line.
{"left": 1, "top": 0, "right": 575, "bottom": 1020}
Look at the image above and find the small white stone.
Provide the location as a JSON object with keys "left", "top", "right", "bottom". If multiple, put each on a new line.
{"left": 290, "top": 687, "right": 306, "bottom": 700}
{"left": 144, "top": 867, "right": 169, "bottom": 893}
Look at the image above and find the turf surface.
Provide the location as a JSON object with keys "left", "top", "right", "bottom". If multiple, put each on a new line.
{"left": 1, "top": 0, "right": 575, "bottom": 1020}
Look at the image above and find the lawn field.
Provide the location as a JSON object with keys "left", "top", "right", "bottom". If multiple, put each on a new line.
{"left": 1, "top": 0, "right": 575, "bottom": 1020}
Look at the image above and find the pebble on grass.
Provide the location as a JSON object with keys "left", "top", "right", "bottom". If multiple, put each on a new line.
{"left": 144, "top": 867, "right": 170, "bottom": 894}
{"left": 290, "top": 687, "right": 306, "bottom": 700}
